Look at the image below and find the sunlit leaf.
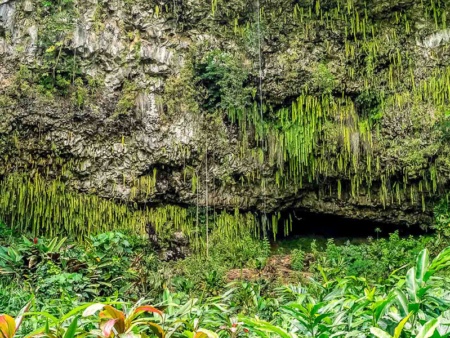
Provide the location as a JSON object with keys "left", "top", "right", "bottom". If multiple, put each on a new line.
{"left": 131, "top": 306, "right": 163, "bottom": 319}
{"left": 416, "top": 318, "right": 440, "bottom": 338}
{"left": 393, "top": 312, "right": 413, "bottom": 338}
{"left": 0, "top": 315, "right": 16, "bottom": 338}
{"left": 415, "top": 249, "right": 429, "bottom": 284}
{"left": 101, "top": 306, "right": 126, "bottom": 334}
{"left": 394, "top": 290, "right": 408, "bottom": 317}
{"left": 195, "top": 329, "right": 219, "bottom": 338}
{"left": 83, "top": 304, "right": 106, "bottom": 317}
{"left": 406, "top": 268, "right": 418, "bottom": 302}
{"left": 370, "top": 327, "right": 392, "bottom": 338}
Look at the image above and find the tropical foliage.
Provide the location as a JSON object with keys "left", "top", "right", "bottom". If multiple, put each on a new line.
{"left": 2, "top": 201, "right": 450, "bottom": 337}
{"left": 2, "top": 246, "right": 450, "bottom": 337}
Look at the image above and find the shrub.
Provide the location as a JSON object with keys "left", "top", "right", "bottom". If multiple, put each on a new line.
{"left": 193, "top": 49, "right": 255, "bottom": 112}
{"left": 355, "top": 90, "right": 383, "bottom": 123}
{"left": 0, "top": 232, "right": 155, "bottom": 301}
{"left": 312, "top": 63, "right": 336, "bottom": 95}
{"left": 290, "top": 249, "right": 305, "bottom": 271}
{"left": 314, "top": 232, "right": 433, "bottom": 282}
{"left": 209, "top": 231, "right": 270, "bottom": 269}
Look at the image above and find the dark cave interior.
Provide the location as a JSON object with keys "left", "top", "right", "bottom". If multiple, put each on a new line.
{"left": 274, "top": 210, "right": 431, "bottom": 241}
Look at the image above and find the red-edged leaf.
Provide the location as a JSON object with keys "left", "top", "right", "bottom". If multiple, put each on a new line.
{"left": 125, "top": 306, "right": 164, "bottom": 328}
{"left": 101, "top": 306, "right": 125, "bottom": 334}
{"left": 101, "top": 319, "right": 118, "bottom": 337}
{"left": 147, "top": 322, "right": 165, "bottom": 338}
{"left": 101, "top": 306, "right": 125, "bottom": 320}
{"left": 133, "top": 306, "right": 163, "bottom": 318}
{"left": 0, "top": 315, "right": 16, "bottom": 338}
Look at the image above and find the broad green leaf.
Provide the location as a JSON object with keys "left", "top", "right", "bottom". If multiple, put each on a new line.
{"left": 374, "top": 296, "right": 394, "bottom": 322}
{"left": 23, "top": 312, "right": 58, "bottom": 324}
{"left": 314, "top": 313, "right": 331, "bottom": 326}
{"left": 416, "top": 318, "right": 440, "bottom": 338}
{"left": 417, "top": 286, "right": 432, "bottom": 299}
{"left": 389, "top": 264, "right": 409, "bottom": 279}
{"left": 284, "top": 302, "right": 309, "bottom": 315}
{"left": 424, "top": 270, "right": 435, "bottom": 284}
{"left": 407, "top": 303, "right": 420, "bottom": 314}
{"left": 240, "top": 317, "right": 292, "bottom": 338}
{"left": 416, "top": 249, "right": 430, "bottom": 284}
{"left": 370, "top": 327, "right": 392, "bottom": 338}
{"left": 317, "top": 264, "right": 329, "bottom": 284}
{"left": 394, "top": 290, "right": 408, "bottom": 316}
{"left": 429, "top": 248, "right": 450, "bottom": 277}
{"left": 52, "top": 237, "right": 67, "bottom": 252}
{"left": 365, "top": 287, "right": 376, "bottom": 301}
{"left": 63, "top": 316, "right": 78, "bottom": 338}
{"left": 406, "top": 268, "right": 418, "bottom": 302}
{"left": 61, "top": 303, "right": 100, "bottom": 321}
{"left": 311, "top": 302, "right": 325, "bottom": 315}
{"left": 182, "top": 331, "right": 194, "bottom": 338}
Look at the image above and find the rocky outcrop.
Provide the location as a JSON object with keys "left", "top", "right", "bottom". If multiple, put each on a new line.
{"left": 1, "top": 0, "right": 450, "bottom": 230}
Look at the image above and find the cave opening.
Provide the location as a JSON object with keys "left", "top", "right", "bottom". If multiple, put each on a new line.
{"left": 272, "top": 210, "right": 432, "bottom": 245}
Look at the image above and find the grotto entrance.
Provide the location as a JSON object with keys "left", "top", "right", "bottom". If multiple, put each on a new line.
{"left": 270, "top": 210, "right": 431, "bottom": 251}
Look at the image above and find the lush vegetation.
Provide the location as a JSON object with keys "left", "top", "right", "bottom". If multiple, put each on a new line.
{"left": 2, "top": 229, "right": 450, "bottom": 337}
{"left": 3, "top": 0, "right": 450, "bottom": 337}
{"left": 2, "top": 200, "right": 450, "bottom": 337}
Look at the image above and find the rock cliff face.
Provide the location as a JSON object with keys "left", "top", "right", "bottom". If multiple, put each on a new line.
{"left": 1, "top": 0, "right": 450, "bottom": 234}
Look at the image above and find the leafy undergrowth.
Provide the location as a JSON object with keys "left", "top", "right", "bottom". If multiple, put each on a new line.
{"left": 2, "top": 207, "right": 450, "bottom": 337}
{"left": 2, "top": 246, "right": 450, "bottom": 337}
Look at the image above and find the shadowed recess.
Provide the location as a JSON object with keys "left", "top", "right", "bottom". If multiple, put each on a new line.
{"left": 275, "top": 210, "right": 431, "bottom": 241}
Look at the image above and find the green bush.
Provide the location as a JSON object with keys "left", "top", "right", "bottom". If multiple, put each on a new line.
{"left": 290, "top": 249, "right": 305, "bottom": 271}
{"left": 209, "top": 231, "right": 270, "bottom": 269}
{"left": 314, "top": 232, "right": 433, "bottom": 282}
{"left": 194, "top": 49, "right": 255, "bottom": 112}
{"left": 355, "top": 90, "right": 383, "bottom": 122}
{"left": 174, "top": 254, "right": 227, "bottom": 295}
{"left": 312, "top": 63, "right": 336, "bottom": 95}
{"left": 0, "top": 231, "right": 156, "bottom": 301}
